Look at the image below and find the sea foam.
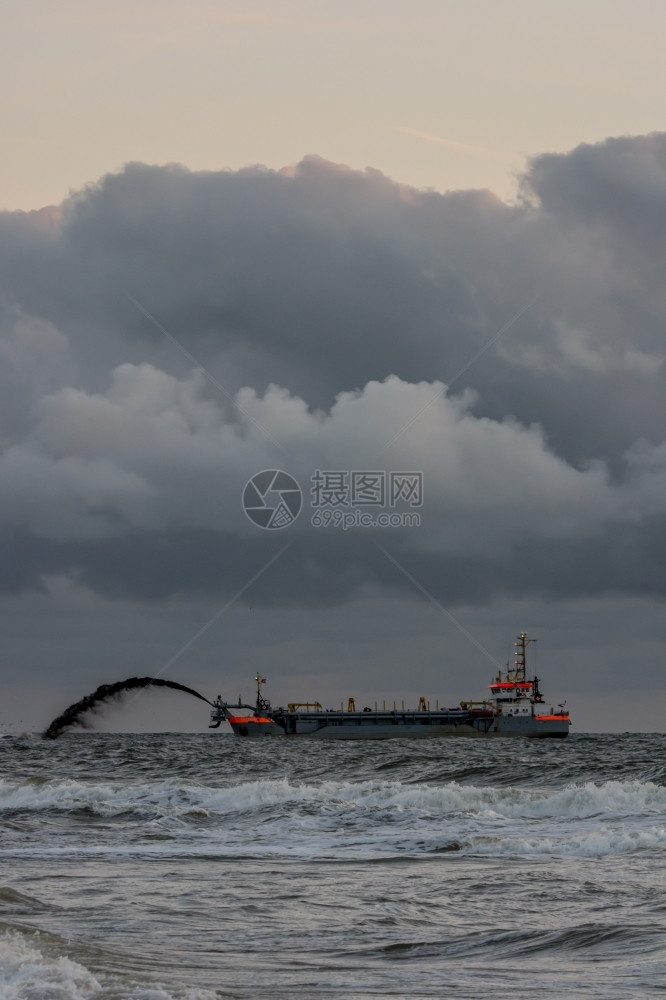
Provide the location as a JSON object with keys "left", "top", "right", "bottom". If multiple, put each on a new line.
{"left": 0, "top": 930, "right": 222, "bottom": 1000}
{"left": 1, "top": 776, "right": 664, "bottom": 861}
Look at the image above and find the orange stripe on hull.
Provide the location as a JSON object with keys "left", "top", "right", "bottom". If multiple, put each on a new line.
{"left": 534, "top": 714, "right": 569, "bottom": 721}
{"left": 228, "top": 716, "right": 272, "bottom": 724}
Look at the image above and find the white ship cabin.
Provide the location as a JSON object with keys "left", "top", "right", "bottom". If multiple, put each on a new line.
{"left": 487, "top": 632, "right": 544, "bottom": 717}
{"left": 488, "top": 680, "right": 535, "bottom": 716}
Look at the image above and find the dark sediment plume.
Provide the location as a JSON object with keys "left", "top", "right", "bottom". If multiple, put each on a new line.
{"left": 43, "top": 677, "right": 213, "bottom": 739}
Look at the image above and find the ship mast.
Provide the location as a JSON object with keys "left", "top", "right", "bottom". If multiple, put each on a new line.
{"left": 254, "top": 673, "right": 270, "bottom": 714}
{"left": 509, "top": 632, "right": 535, "bottom": 683}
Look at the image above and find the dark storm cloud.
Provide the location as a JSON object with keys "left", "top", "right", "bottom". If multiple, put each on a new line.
{"left": 6, "top": 517, "right": 665, "bottom": 608}
{"left": 525, "top": 132, "right": 666, "bottom": 244}
{"left": 1, "top": 145, "right": 664, "bottom": 462}
{"left": 2, "top": 159, "right": 500, "bottom": 403}
{"left": 1, "top": 135, "right": 666, "bottom": 606}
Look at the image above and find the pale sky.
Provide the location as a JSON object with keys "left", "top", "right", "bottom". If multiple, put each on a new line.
{"left": 3, "top": 0, "right": 666, "bottom": 211}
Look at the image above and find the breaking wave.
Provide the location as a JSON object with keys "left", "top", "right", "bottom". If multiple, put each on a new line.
{"left": 0, "top": 930, "right": 220, "bottom": 1000}
{"left": 1, "top": 776, "right": 663, "bottom": 861}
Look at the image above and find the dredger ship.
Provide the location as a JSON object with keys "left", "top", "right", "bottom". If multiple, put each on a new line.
{"left": 209, "top": 633, "right": 571, "bottom": 739}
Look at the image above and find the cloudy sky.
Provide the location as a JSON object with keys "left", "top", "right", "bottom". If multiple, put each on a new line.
{"left": 2, "top": 2, "right": 666, "bottom": 733}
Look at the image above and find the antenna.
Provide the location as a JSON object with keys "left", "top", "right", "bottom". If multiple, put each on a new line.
{"left": 511, "top": 632, "right": 536, "bottom": 682}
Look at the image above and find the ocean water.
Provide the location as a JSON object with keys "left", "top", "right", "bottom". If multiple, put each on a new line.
{"left": 0, "top": 732, "right": 664, "bottom": 999}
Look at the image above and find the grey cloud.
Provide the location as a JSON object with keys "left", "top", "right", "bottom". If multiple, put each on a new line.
{"left": 524, "top": 133, "right": 666, "bottom": 240}
{"left": 0, "top": 368, "right": 615, "bottom": 546}
{"left": 2, "top": 137, "right": 666, "bottom": 609}
{"left": 1, "top": 146, "right": 664, "bottom": 469}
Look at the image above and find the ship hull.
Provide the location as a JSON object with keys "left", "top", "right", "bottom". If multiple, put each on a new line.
{"left": 228, "top": 711, "right": 570, "bottom": 739}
